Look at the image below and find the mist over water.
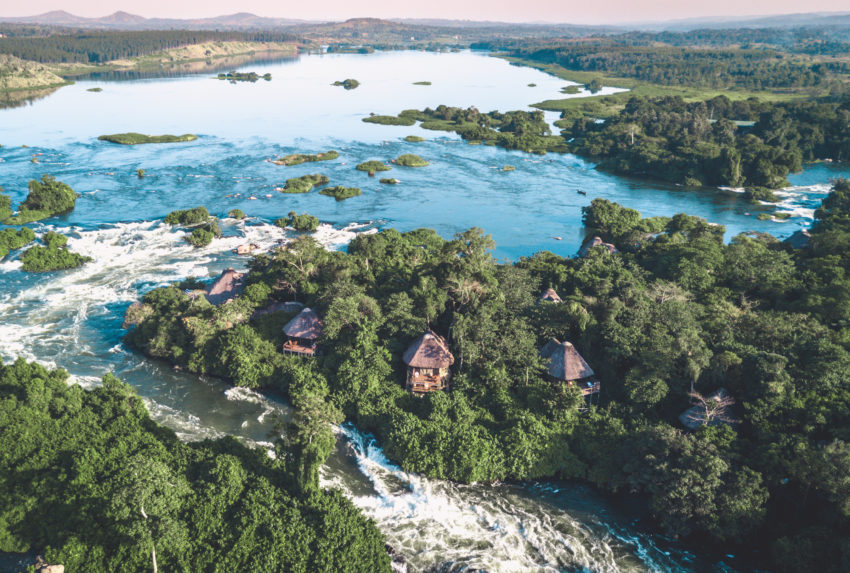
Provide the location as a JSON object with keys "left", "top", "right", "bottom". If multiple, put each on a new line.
{"left": 1, "top": 49, "right": 847, "bottom": 572}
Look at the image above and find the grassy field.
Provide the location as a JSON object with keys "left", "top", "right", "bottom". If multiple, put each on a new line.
{"left": 501, "top": 56, "right": 816, "bottom": 117}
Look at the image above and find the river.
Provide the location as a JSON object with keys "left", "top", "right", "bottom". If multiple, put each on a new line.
{"left": 0, "top": 49, "right": 846, "bottom": 572}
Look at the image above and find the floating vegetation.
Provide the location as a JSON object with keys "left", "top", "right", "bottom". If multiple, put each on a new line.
{"left": 527, "top": 83, "right": 537, "bottom": 87}
{"left": 272, "top": 150, "right": 339, "bottom": 166}
{"left": 502, "top": 165, "right": 516, "bottom": 172}
{"left": 319, "top": 185, "right": 362, "bottom": 200}
{"left": 413, "top": 81, "right": 432, "bottom": 85}
{"left": 98, "top": 133, "right": 198, "bottom": 145}
{"left": 560, "top": 85, "right": 581, "bottom": 94}
{"left": 379, "top": 178, "right": 400, "bottom": 184}
{"left": 404, "top": 135, "right": 425, "bottom": 142}
{"left": 332, "top": 78, "right": 360, "bottom": 90}
{"left": 86, "top": 87, "right": 103, "bottom": 92}
{"left": 281, "top": 174, "right": 330, "bottom": 194}
{"left": 394, "top": 154, "right": 429, "bottom": 167}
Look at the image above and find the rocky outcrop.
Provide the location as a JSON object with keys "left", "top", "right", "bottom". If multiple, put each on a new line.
{"left": 34, "top": 556, "right": 64, "bottom": 573}
{"left": 578, "top": 236, "right": 618, "bottom": 257}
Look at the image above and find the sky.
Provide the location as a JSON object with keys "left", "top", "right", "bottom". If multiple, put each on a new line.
{"left": 1, "top": 1, "right": 849, "bottom": 24}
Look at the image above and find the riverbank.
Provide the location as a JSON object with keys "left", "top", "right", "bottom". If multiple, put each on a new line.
{"left": 0, "top": 54, "right": 73, "bottom": 93}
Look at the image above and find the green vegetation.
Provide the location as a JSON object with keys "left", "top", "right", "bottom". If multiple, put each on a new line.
{"left": 217, "top": 71, "right": 272, "bottom": 82}
{"left": 774, "top": 212, "right": 792, "bottom": 220}
{"left": 164, "top": 206, "right": 210, "bottom": 226}
{"left": 356, "top": 160, "right": 392, "bottom": 175}
{"left": 319, "top": 186, "right": 362, "bottom": 201}
{"left": 560, "top": 84, "right": 580, "bottom": 94}
{"left": 272, "top": 150, "right": 339, "bottom": 166}
{"left": 186, "top": 228, "right": 214, "bottom": 248}
{"left": 528, "top": 83, "right": 537, "bottom": 87}
{"left": 413, "top": 81, "right": 432, "bottom": 85}
{"left": 86, "top": 87, "right": 103, "bottom": 92}
{"left": 228, "top": 208, "right": 246, "bottom": 219}
{"left": 3, "top": 175, "right": 78, "bottom": 224}
{"left": 0, "top": 193, "right": 11, "bottom": 221}
{"left": 0, "top": 227, "right": 35, "bottom": 258}
{"left": 20, "top": 231, "right": 92, "bottom": 272}
{"left": 744, "top": 187, "right": 780, "bottom": 203}
{"left": 136, "top": 168, "right": 145, "bottom": 178}
{"left": 281, "top": 174, "right": 330, "bottom": 194}
{"left": 368, "top": 106, "right": 567, "bottom": 154}
{"left": 561, "top": 95, "right": 850, "bottom": 188}
{"left": 275, "top": 211, "right": 320, "bottom": 232}
{"left": 98, "top": 133, "right": 198, "bottom": 145}
{"left": 0, "top": 358, "right": 391, "bottom": 572}
{"left": 585, "top": 78, "right": 603, "bottom": 93}
{"left": 404, "top": 135, "right": 425, "bottom": 142}
{"left": 363, "top": 115, "right": 417, "bottom": 126}
{"left": 394, "top": 154, "right": 429, "bottom": 167}
{"left": 332, "top": 78, "right": 360, "bottom": 90}
{"left": 379, "top": 178, "right": 400, "bottom": 184}
{"left": 126, "top": 179, "right": 850, "bottom": 571}
{"left": 502, "top": 165, "right": 516, "bottom": 172}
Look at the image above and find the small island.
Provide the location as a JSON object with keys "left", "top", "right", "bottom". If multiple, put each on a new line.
{"left": 163, "top": 206, "right": 221, "bottom": 248}
{"left": 217, "top": 71, "right": 272, "bottom": 82}
{"left": 332, "top": 78, "right": 360, "bottom": 90}
{"left": 275, "top": 211, "right": 320, "bottom": 232}
{"left": 20, "top": 231, "right": 92, "bottom": 272}
{"left": 356, "top": 160, "right": 392, "bottom": 175}
{"left": 86, "top": 87, "right": 103, "bottom": 92}
{"left": 394, "top": 154, "right": 429, "bottom": 167}
{"left": 379, "top": 178, "right": 400, "bottom": 184}
{"left": 98, "top": 133, "right": 198, "bottom": 145}
{"left": 3, "top": 175, "right": 79, "bottom": 225}
{"left": 272, "top": 150, "right": 339, "bottom": 166}
{"left": 281, "top": 174, "right": 330, "bottom": 193}
{"left": 413, "top": 81, "right": 432, "bottom": 85}
{"left": 319, "top": 185, "right": 362, "bottom": 201}
{"left": 363, "top": 115, "right": 416, "bottom": 126}
{"left": 228, "top": 208, "right": 246, "bottom": 219}
{"left": 403, "top": 135, "right": 425, "bottom": 142}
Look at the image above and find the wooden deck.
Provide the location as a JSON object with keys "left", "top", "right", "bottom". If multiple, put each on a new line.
{"left": 573, "top": 380, "right": 600, "bottom": 396}
{"left": 283, "top": 339, "right": 317, "bottom": 356}
{"left": 407, "top": 374, "right": 445, "bottom": 393}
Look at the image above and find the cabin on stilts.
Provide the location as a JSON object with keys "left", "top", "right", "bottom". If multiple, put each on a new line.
{"left": 282, "top": 307, "right": 323, "bottom": 357}
{"left": 539, "top": 338, "right": 600, "bottom": 401}
{"left": 403, "top": 330, "right": 454, "bottom": 394}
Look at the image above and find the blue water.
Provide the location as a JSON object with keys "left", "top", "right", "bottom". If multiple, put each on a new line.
{"left": 1, "top": 49, "right": 845, "bottom": 572}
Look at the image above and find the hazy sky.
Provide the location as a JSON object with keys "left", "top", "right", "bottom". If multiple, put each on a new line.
{"left": 2, "top": 1, "right": 849, "bottom": 24}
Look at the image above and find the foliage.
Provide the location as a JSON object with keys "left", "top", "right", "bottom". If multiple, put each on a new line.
{"left": 217, "top": 71, "right": 271, "bottom": 82}
{"left": 272, "top": 151, "right": 339, "bottom": 166}
{"left": 394, "top": 154, "right": 429, "bottom": 167}
{"left": 362, "top": 114, "right": 417, "bottom": 126}
{"left": 356, "top": 160, "right": 392, "bottom": 174}
{"left": 332, "top": 78, "right": 360, "bottom": 89}
{"left": 0, "top": 358, "right": 391, "bottom": 572}
{"left": 186, "top": 228, "right": 214, "bottom": 248}
{"left": 0, "top": 226, "right": 35, "bottom": 258}
{"left": 0, "top": 193, "right": 12, "bottom": 221}
{"left": 164, "top": 206, "right": 210, "bottom": 226}
{"left": 379, "top": 178, "right": 399, "bottom": 184}
{"left": 319, "top": 186, "right": 362, "bottom": 201}
{"left": 19, "top": 231, "right": 91, "bottom": 272}
{"left": 403, "top": 135, "right": 425, "bottom": 142}
{"left": 228, "top": 209, "right": 246, "bottom": 219}
{"left": 281, "top": 174, "right": 330, "bottom": 194}
{"left": 98, "top": 133, "right": 198, "bottom": 145}
{"left": 3, "top": 175, "right": 78, "bottom": 224}
{"left": 275, "top": 211, "right": 320, "bottom": 232}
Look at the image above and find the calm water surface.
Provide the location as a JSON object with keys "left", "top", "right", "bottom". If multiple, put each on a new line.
{"left": 1, "top": 50, "right": 845, "bottom": 572}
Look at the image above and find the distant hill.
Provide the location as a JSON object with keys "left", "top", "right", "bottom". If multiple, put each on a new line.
{"left": 0, "top": 10, "right": 316, "bottom": 30}
{"left": 643, "top": 11, "right": 850, "bottom": 31}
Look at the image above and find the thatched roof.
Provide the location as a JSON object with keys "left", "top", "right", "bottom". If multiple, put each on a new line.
{"left": 538, "top": 288, "right": 562, "bottom": 303}
{"left": 540, "top": 338, "right": 594, "bottom": 381}
{"left": 578, "top": 236, "right": 618, "bottom": 258}
{"left": 403, "top": 330, "right": 454, "bottom": 369}
{"left": 205, "top": 269, "right": 245, "bottom": 305}
{"left": 282, "top": 307, "right": 323, "bottom": 340}
{"left": 783, "top": 229, "right": 811, "bottom": 250}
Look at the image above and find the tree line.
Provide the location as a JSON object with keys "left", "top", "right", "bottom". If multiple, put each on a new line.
{"left": 0, "top": 30, "right": 299, "bottom": 63}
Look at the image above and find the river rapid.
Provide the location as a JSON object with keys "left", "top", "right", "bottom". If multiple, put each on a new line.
{"left": 1, "top": 49, "right": 846, "bottom": 572}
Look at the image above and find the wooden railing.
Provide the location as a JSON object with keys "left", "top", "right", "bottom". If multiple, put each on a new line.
{"left": 283, "top": 339, "right": 317, "bottom": 356}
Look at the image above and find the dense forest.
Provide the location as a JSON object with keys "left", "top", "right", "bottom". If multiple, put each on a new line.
{"left": 124, "top": 179, "right": 850, "bottom": 571}
{"left": 0, "top": 30, "right": 298, "bottom": 63}
{"left": 0, "top": 359, "right": 391, "bottom": 572}
{"left": 560, "top": 94, "right": 850, "bottom": 187}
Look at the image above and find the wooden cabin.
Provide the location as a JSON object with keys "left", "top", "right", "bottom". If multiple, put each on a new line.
{"left": 538, "top": 288, "right": 563, "bottom": 304}
{"left": 539, "top": 338, "right": 600, "bottom": 396}
{"left": 205, "top": 269, "right": 245, "bottom": 305}
{"left": 403, "top": 330, "right": 454, "bottom": 394}
{"left": 282, "top": 307, "right": 323, "bottom": 357}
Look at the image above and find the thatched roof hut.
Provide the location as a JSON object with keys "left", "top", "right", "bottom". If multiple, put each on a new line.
{"left": 539, "top": 338, "right": 594, "bottom": 381}
{"left": 578, "top": 236, "right": 618, "bottom": 258}
{"left": 403, "top": 330, "right": 454, "bottom": 369}
{"left": 205, "top": 268, "right": 245, "bottom": 305}
{"left": 538, "top": 288, "right": 563, "bottom": 303}
{"left": 282, "top": 307, "right": 323, "bottom": 341}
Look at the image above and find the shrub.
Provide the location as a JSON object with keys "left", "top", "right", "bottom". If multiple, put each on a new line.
{"left": 319, "top": 186, "right": 362, "bottom": 201}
